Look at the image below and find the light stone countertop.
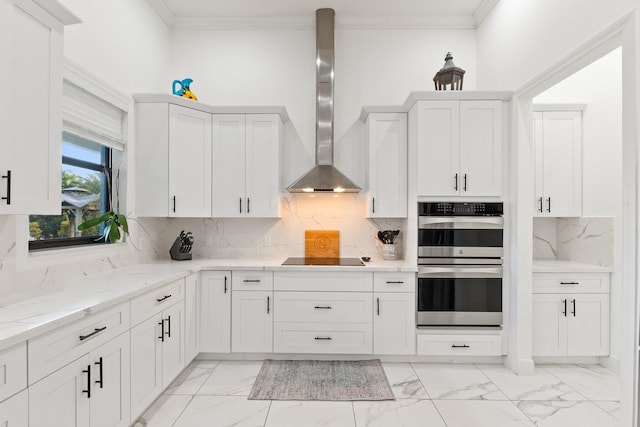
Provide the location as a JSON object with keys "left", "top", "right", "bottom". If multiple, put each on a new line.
{"left": 532, "top": 259, "right": 613, "bottom": 273}
{"left": 0, "top": 257, "right": 417, "bottom": 351}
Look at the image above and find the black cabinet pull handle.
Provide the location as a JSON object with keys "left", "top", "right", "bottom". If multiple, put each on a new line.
{"left": 314, "top": 305, "right": 332, "bottom": 309}
{"left": 243, "top": 279, "right": 261, "bottom": 283}
{"left": 224, "top": 276, "right": 228, "bottom": 293}
{"left": 385, "top": 281, "right": 405, "bottom": 284}
{"left": 451, "top": 344, "right": 470, "bottom": 348}
{"left": 82, "top": 365, "right": 91, "bottom": 398}
{"left": 560, "top": 282, "right": 579, "bottom": 285}
{"left": 463, "top": 174, "right": 467, "bottom": 191}
{"left": 376, "top": 297, "right": 380, "bottom": 316}
{"left": 267, "top": 296, "right": 270, "bottom": 314}
{"left": 454, "top": 173, "right": 458, "bottom": 191}
{"left": 172, "top": 196, "right": 176, "bottom": 213}
{"left": 372, "top": 197, "right": 375, "bottom": 213}
{"left": 314, "top": 336, "right": 332, "bottom": 341}
{"left": 247, "top": 197, "right": 250, "bottom": 214}
{"left": 95, "top": 357, "right": 104, "bottom": 389}
{"left": 538, "top": 197, "right": 543, "bottom": 213}
{"left": 1, "top": 170, "right": 10, "bottom": 205}
{"left": 166, "top": 315, "right": 171, "bottom": 338}
{"left": 562, "top": 299, "right": 567, "bottom": 317}
{"left": 546, "top": 197, "right": 551, "bottom": 213}
{"left": 156, "top": 294, "right": 172, "bottom": 302}
{"left": 79, "top": 326, "right": 107, "bottom": 341}
{"left": 239, "top": 197, "right": 242, "bottom": 213}
{"left": 571, "top": 299, "right": 576, "bottom": 317}
{"left": 158, "top": 319, "right": 165, "bottom": 342}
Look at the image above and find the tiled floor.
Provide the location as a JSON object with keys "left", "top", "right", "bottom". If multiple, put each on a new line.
{"left": 133, "top": 360, "right": 620, "bottom": 427}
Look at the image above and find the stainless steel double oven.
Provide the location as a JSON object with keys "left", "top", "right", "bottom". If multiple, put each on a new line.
{"left": 417, "top": 202, "right": 504, "bottom": 326}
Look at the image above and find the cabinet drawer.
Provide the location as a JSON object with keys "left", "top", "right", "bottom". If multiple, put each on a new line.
{"left": 232, "top": 271, "right": 273, "bottom": 291}
{"left": 29, "top": 301, "right": 130, "bottom": 384}
{"left": 417, "top": 334, "right": 502, "bottom": 356}
{"left": 374, "top": 272, "right": 415, "bottom": 292}
{"left": 274, "top": 292, "right": 372, "bottom": 324}
{"left": 131, "top": 279, "right": 185, "bottom": 326}
{"left": 274, "top": 271, "right": 373, "bottom": 292}
{"left": 273, "top": 323, "right": 372, "bottom": 354}
{"left": 0, "top": 342, "right": 27, "bottom": 403}
{"left": 533, "top": 273, "right": 610, "bottom": 293}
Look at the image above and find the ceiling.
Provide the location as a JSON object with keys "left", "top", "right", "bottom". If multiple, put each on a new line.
{"left": 147, "top": 0, "right": 499, "bottom": 29}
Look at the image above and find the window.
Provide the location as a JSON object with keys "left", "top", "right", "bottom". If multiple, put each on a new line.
{"left": 29, "top": 132, "right": 113, "bottom": 250}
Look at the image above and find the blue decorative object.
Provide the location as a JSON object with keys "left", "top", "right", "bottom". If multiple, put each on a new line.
{"left": 172, "top": 78, "right": 198, "bottom": 100}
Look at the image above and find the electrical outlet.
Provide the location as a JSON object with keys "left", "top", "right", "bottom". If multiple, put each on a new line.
{"left": 264, "top": 235, "right": 272, "bottom": 246}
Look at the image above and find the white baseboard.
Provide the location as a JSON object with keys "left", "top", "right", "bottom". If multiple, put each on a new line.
{"left": 599, "top": 355, "right": 621, "bottom": 373}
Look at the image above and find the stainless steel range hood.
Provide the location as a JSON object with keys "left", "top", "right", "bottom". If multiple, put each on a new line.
{"left": 287, "top": 8, "right": 361, "bottom": 193}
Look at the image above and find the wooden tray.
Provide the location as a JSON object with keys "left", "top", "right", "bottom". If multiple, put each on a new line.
{"left": 305, "top": 230, "right": 340, "bottom": 258}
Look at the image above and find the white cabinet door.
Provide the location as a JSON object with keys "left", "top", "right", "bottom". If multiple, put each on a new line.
{"left": 367, "top": 113, "right": 407, "bottom": 218}
{"left": 534, "top": 110, "right": 582, "bottom": 216}
{"left": 567, "top": 294, "right": 609, "bottom": 356}
{"left": 459, "top": 101, "right": 502, "bottom": 197}
{"left": 185, "top": 273, "right": 200, "bottom": 363}
{"left": 373, "top": 292, "right": 416, "bottom": 355}
{"left": 245, "top": 114, "right": 281, "bottom": 218}
{"left": 532, "top": 294, "right": 567, "bottom": 357}
{"left": 232, "top": 290, "right": 273, "bottom": 353}
{"left": 161, "top": 302, "right": 185, "bottom": 388}
{"left": 168, "top": 104, "right": 212, "bottom": 217}
{"left": 130, "top": 313, "right": 163, "bottom": 420}
{"left": 200, "top": 271, "right": 232, "bottom": 353}
{"left": 0, "top": 1, "right": 64, "bottom": 214}
{"left": 29, "top": 354, "right": 91, "bottom": 427}
{"left": 0, "top": 389, "right": 28, "bottom": 427}
{"left": 89, "top": 332, "right": 131, "bottom": 427}
{"left": 416, "top": 100, "right": 460, "bottom": 197}
{"left": 212, "top": 114, "right": 246, "bottom": 217}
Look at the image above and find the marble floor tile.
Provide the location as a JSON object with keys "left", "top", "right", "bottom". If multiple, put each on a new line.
{"left": 542, "top": 364, "right": 620, "bottom": 401}
{"left": 133, "top": 394, "right": 192, "bottom": 427}
{"left": 381, "top": 363, "right": 429, "bottom": 399}
{"left": 516, "top": 400, "right": 619, "bottom": 427}
{"left": 198, "top": 360, "right": 263, "bottom": 396}
{"left": 353, "top": 399, "right": 446, "bottom": 427}
{"left": 164, "top": 363, "right": 217, "bottom": 395}
{"left": 412, "top": 363, "right": 508, "bottom": 400}
{"left": 172, "top": 395, "right": 270, "bottom": 427}
{"left": 477, "top": 364, "right": 587, "bottom": 401}
{"left": 265, "top": 401, "right": 355, "bottom": 427}
{"left": 434, "top": 400, "right": 536, "bottom": 427}
{"left": 593, "top": 401, "right": 621, "bottom": 420}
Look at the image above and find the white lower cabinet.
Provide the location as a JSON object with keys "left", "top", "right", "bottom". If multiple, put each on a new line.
{"left": 185, "top": 273, "right": 200, "bottom": 363}
{"left": 373, "top": 293, "right": 415, "bottom": 355}
{"left": 231, "top": 290, "right": 273, "bottom": 353}
{"left": 532, "top": 293, "right": 609, "bottom": 357}
{"left": 29, "top": 331, "right": 131, "bottom": 427}
{"left": 130, "top": 301, "right": 184, "bottom": 420}
{"left": 417, "top": 333, "right": 502, "bottom": 356}
{"left": 199, "top": 271, "right": 231, "bottom": 353}
{"left": 0, "top": 388, "right": 28, "bottom": 427}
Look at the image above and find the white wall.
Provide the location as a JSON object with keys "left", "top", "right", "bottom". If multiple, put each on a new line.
{"left": 476, "top": 0, "right": 638, "bottom": 90}
{"left": 0, "top": 0, "right": 171, "bottom": 297}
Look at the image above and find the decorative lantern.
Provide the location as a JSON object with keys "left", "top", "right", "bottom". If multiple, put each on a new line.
{"left": 433, "top": 52, "right": 465, "bottom": 90}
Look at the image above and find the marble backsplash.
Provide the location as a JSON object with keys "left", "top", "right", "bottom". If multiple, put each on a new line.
{"left": 533, "top": 217, "right": 614, "bottom": 266}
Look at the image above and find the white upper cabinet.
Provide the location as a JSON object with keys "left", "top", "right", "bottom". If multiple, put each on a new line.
{"left": 212, "top": 114, "right": 282, "bottom": 218}
{"left": 366, "top": 112, "right": 407, "bottom": 218}
{"left": 533, "top": 110, "right": 582, "bottom": 217}
{"left": 414, "top": 100, "right": 502, "bottom": 197}
{"left": 0, "top": 0, "right": 77, "bottom": 214}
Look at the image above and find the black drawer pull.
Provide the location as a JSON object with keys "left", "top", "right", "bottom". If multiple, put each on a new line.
{"left": 79, "top": 326, "right": 107, "bottom": 341}
{"left": 95, "top": 357, "right": 104, "bottom": 389}
{"left": 385, "top": 281, "right": 405, "bottom": 284}
{"left": 314, "top": 305, "right": 332, "bottom": 309}
{"left": 451, "top": 344, "right": 470, "bottom": 348}
{"left": 243, "top": 279, "right": 261, "bottom": 283}
{"left": 158, "top": 319, "right": 165, "bottom": 342}
{"left": 165, "top": 315, "right": 171, "bottom": 338}
{"left": 156, "top": 294, "right": 172, "bottom": 302}
{"left": 1, "top": 170, "right": 10, "bottom": 205}
{"left": 560, "top": 282, "right": 579, "bottom": 285}
{"left": 314, "top": 336, "right": 332, "bottom": 341}
{"left": 82, "top": 365, "right": 91, "bottom": 398}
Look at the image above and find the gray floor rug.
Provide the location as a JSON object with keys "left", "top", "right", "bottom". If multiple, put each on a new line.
{"left": 248, "top": 359, "right": 395, "bottom": 401}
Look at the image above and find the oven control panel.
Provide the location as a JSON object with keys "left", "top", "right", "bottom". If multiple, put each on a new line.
{"left": 418, "top": 202, "right": 503, "bottom": 216}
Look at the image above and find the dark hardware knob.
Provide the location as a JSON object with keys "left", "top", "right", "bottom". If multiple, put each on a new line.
{"left": 372, "top": 197, "right": 375, "bottom": 213}
{"left": 454, "top": 173, "right": 458, "bottom": 191}
{"left": 546, "top": 197, "right": 551, "bottom": 213}
{"left": 538, "top": 197, "right": 543, "bottom": 213}
{"left": 165, "top": 316, "right": 171, "bottom": 338}
{"left": 560, "top": 282, "right": 579, "bottom": 285}
{"left": 172, "top": 195, "right": 176, "bottom": 212}
{"left": 79, "top": 326, "right": 107, "bottom": 341}
{"left": 385, "top": 281, "right": 404, "bottom": 284}
{"left": 571, "top": 299, "right": 576, "bottom": 317}
{"left": 314, "top": 337, "right": 332, "bottom": 340}
{"left": 463, "top": 174, "right": 467, "bottom": 191}
{"left": 82, "top": 365, "right": 91, "bottom": 398}
{"left": 156, "top": 294, "right": 172, "bottom": 302}
{"left": 562, "top": 299, "right": 567, "bottom": 317}
{"left": 243, "top": 279, "right": 261, "bottom": 283}
{"left": 247, "top": 198, "right": 250, "bottom": 214}
{"left": 451, "top": 344, "right": 470, "bottom": 348}
{"left": 376, "top": 297, "right": 380, "bottom": 316}
{"left": 224, "top": 276, "right": 228, "bottom": 293}
{"left": 1, "top": 170, "right": 10, "bottom": 205}
{"left": 267, "top": 296, "right": 270, "bottom": 314}
{"left": 314, "top": 305, "right": 332, "bottom": 309}
{"left": 95, "top": 357, "right": 103, "bottom": 389}
{"left": 239, "top": 197, "right": 242, "bottom": 213}
{"left": 158, "top": 319, "right": 165, "bottom": 342}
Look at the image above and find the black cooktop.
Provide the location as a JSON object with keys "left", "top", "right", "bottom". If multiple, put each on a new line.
{"left": 282, "top": 257, "right": 365, "bottom": 266}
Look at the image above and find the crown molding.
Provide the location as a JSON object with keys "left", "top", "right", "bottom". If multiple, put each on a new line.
{"left": 146, "top": 0, "right": 174, "bottom": 27}
{"left": 473, "top": 0, "right": 499, "bottom": 26}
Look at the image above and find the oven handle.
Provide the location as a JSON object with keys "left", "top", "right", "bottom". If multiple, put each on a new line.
{"left": 418, "top": 266, "right": 502, "bottom": 278}
{"left": 419, "top": 216, "right": 503, "bottom": 229}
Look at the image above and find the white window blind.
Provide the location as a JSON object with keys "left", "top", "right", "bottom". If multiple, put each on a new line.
{"left": 61, "top": 61, "right": 128, "bottom": 151}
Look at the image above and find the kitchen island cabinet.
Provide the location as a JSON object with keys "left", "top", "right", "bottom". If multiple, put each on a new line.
{"left": 0, "top": 0, "right": 78, "bottom": 214}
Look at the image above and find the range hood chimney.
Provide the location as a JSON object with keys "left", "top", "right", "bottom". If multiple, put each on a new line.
{"left": 286, "top": 8, "right": 361, "bottom": 193}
